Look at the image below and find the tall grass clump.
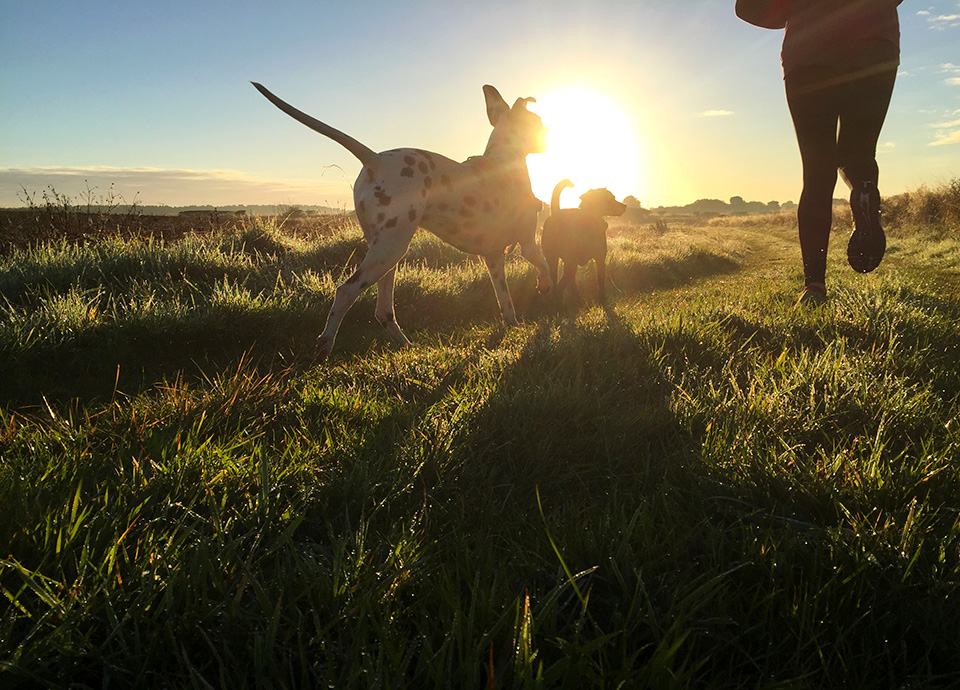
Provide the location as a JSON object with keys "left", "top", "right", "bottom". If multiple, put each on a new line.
{"left": 2, "top": 183, "right": 960, "bottom": 688}
{"left": 884, "top": 178, "right": 960, "bottom": 235}
{"left": 2, "top": 184, "right": 145, "bottom": 251}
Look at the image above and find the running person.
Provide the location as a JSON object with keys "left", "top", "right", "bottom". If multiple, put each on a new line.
{"left": 736, "top": 0, "right": 902, "bottom": 303}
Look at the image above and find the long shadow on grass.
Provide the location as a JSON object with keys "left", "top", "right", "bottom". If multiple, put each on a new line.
{"left": 432, "top": 309, "right": 698, "bottom": 593}
{"left": 411, "top": 309, "right": 740, "bottom": 686}
{"left": 452, "top": 311, "right": 690, "bottom": 506}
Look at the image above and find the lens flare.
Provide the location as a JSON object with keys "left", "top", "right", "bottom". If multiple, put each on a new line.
{"left": 526, "top": 88, "right": 643, "bottom": 207}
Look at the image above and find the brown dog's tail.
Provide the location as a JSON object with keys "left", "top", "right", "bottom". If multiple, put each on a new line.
{"left": 550, "top": 179, "right": 574, "bottom": 217}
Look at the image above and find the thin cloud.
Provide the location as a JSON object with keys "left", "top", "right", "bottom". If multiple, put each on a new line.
{"left": 697, "top": 110, "right": 734, "bottom": 118}
{"left": 926, "top": 12, "right": 960, "bottom": 29}
{"left": 0, "top": 166, "right": 350, "bottom": 207}
{"left": 930, "top": 130, "right": 960, "bottom": 146}
{"left": 943, "top": 63, "right": 960, "bottom": 85}
{"left": 929, "top": 116, "right": 960, "bottom": 147}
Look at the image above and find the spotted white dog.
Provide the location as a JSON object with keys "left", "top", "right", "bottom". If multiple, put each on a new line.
{"left": 252, "top": 83, "right": 551, "bottom": 360}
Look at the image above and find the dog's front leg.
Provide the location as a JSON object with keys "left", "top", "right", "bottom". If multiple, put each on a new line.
{"left": 483, "top": 254, "right": 520, "bottom": 327}
{"left": 596, "top": 259, "right": 607, "bottom": 304}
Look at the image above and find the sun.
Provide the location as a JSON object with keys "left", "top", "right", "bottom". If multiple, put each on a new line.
{"left": 526, "top": 87, "right": 642, "bottom": 208}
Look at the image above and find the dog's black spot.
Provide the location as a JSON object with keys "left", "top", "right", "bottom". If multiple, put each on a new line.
{"left": 366, "top": 169, "right": 375, "bottom": 183}
{"left": 424, "top": 176, "right": 433, "bottom": 189}
{"left": 374, "top": 189, "right": 392, "bottom": 206}
{"left": 440, "top": 174, "right": 452, "bottom": 187}
{"left": 421, "top": 189, "right": 427, "bottom": 198}
{"left": 464, "top": 196, "right": 477, "bottom": 206}
{"left": 357, "top": 200, "right": 366, "bottom": 215}
{"left": 386, "top": 217, "right": 398, "bottom": 229}
{"left": 404, "top": 155, "right": 416, "bottom": 165}
{"left": 459, "top": 207, "right": 474, "bottom": 218}
{"left": 401, "top": 167, "right": 414, "bottom": 177}
{"left": 377, "top": 212, "right": 386, "bottom": 223}
{"left": 418, "top": 162, "right": 429, "bottom": 174}
{"left": 408, "top": 208, "right": 417, "bottom": 221}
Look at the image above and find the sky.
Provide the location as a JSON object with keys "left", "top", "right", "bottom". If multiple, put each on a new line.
{"left": 1, "top": 0, "right": 958, "bottom": 210}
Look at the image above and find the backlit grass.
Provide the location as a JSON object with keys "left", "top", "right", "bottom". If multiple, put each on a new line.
{"left": 2, "top": 185, "right": 960, "bottom": 688}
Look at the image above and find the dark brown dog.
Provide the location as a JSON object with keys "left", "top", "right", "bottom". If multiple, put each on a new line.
{"left": 540, "top": 179, "right": 626, "bottom": 304}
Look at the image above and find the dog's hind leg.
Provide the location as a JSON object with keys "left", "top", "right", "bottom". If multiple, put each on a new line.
{"left": 519, "top": 238, "right": 552, "bottom": 295}
{"left": 483, "top": 254, "right": 520, "bottom": 327}
{"left": 316, "top": 228, "right": 416, "bottom": 360}
{"left": 547, "top": 254, "right": 560, "bottom": 288}
{"left": 375, "top": 266, "right": 411, "bottom": 348}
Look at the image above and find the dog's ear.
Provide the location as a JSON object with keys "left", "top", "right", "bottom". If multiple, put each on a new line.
{"left": 483, "top": 85, "right": 510, "bottom": 126}
{"left": 512, "top": 97, "right": 536, "bottom": 111}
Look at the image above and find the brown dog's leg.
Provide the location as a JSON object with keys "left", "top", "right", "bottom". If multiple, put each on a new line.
{"left": 545, "top": 252, "right": 560, "bottom": 294}
{"left": 596, "top": 259, "right": 607, "bottom": 304}
{"left": 556, "top": 262, "right": 579, "bottom": 305}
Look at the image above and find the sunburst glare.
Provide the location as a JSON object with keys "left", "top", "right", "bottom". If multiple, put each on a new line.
{"left": 527, "top": 88, "right": 643, "bottom": 208}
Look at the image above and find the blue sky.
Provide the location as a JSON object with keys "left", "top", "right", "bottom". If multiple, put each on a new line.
{"left": 1, "top": 1, "right": 957, "bottom": 209}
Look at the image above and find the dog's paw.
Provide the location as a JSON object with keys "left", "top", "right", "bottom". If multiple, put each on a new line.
{"left": 315, "top": 335, "right": 334, "bottom": 362}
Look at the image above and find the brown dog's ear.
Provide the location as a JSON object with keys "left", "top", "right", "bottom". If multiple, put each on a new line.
{"left": 512, "top": 96, "right": 536, "bottom": 110}
{"left": 483, "top": 85, "right": 510, "bottom": 126}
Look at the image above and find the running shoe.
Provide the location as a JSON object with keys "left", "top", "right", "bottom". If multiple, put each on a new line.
{"left": 796, "top": 282, "right": 827, "bottom": 307}
{"left": 847, "top": 182, "right": 885, "bottom": 273}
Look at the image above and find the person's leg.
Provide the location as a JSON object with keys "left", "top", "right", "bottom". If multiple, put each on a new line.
{"left": 838, "top": 67, "right": 897, "bottom": 273}
{"left": 837, "top": 68, "right": 897, "bottom": 189}
{"left": 786, "top": 68, "right": 841, "bottom": 290}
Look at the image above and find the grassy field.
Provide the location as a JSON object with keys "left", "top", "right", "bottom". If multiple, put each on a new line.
{"left": 2, "top": 182, "right": 960, "bottom": 688}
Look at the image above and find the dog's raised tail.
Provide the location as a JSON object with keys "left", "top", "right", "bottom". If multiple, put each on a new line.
{"left": 252, "top": 82, "right": 381, "bottom": 169}
{"left": 550, "top": 179, "right": 575, "bottom": 217}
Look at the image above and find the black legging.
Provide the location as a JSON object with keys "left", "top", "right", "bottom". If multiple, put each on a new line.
{"left": 785, "top": 65, "right": 897, "bottom": 285}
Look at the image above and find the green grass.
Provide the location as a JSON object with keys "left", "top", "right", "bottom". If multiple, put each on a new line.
{"left": 2, "top": 187, "right": 960, "bottom": 688}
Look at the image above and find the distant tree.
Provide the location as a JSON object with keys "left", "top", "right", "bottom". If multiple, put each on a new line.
{"left": 766, "top": 201, "right": 780, "bottom": 212}
{"left": 730, "top": 196, "right": 746, "bottom": 208}
{"left": 623, "top": 195, "right": 643, "bottom": 209}
{"left": 687, "top": 199, "right": 728, "bottom": 214}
